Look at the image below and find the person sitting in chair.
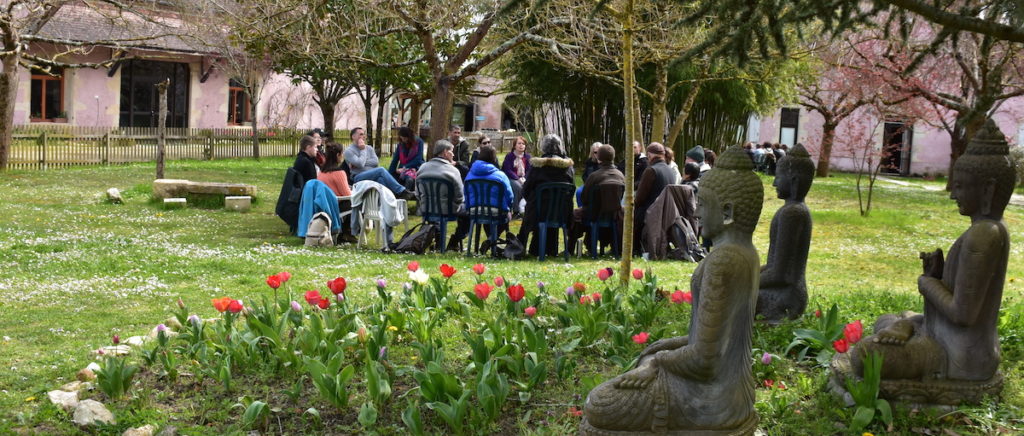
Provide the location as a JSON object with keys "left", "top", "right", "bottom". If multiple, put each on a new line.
{"left": 390, "top": 126, "right": 426, "bottom": 191}
{"left": 517, "top": 134, "right": 574, "bottom": 258}
{"left": 571, "top": 144, "right": 624, "bottom": 256}
{"left": 465, "top": 144, "right": 515, "bottom": 239}
{"left": 344, "top": 127, "right": 415, "bottom": 200}
{"left": 416, "top": 140, "right": 471, "bottom": 252}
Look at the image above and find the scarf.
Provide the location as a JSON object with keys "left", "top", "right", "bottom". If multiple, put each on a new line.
{"left": 513, "top": 152, "right": 525, "bottom": 178}
{"left": 399, "top": 140, "right": 419, "bottom": 165}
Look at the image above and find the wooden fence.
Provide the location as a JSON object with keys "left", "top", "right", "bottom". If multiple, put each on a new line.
{"left": 6, "top": 125, "right": 306, "bottom": 170}
{"left": 6, "top": 124, "right": 528, "bottom": 170}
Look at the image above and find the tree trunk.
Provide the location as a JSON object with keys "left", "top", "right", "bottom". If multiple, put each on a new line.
{"left": 428, "top": 77, "right": 455, "bottom": 143}
{"left": 359, "top": 86, "right": 375, "bottom": 148}
{"left": 665, "top": 83, "right": 702, "bottom": 152}
{"left": 250, "top": 94, "right": 259, "bottom": 160}
{"left": 0, "top": 55, "right": 18, "bottom": 171}
{"left": 618, "top": 0, "right": 636, "bottom": 286}
{"left": 156, "top": 79, "right": 169, "bottom": 179}
{"left": 815, "top": 120, "right": 837, "bottom": 178}
{"left": 409, "top": 96, "right": 423, "bottom": 138}
{"left": 318, "top": 100, "right": 336, "bottom": 137}
{"left": 375, "top": 87, "right": 388, "bottom": 156}
{"left": 649, "top": 62, "right": 668, "bottom": 143}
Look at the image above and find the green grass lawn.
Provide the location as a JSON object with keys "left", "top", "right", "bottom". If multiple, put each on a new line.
{"left": 0, "top": 157, "right": 1022, "bottom": 435}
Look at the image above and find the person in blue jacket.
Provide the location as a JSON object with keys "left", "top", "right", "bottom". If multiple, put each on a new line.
{"left": 465, "top": 144, "right": 514, "bottom": 236}
{"left": 389, "top": 126, "right": 425, "bottom": 190}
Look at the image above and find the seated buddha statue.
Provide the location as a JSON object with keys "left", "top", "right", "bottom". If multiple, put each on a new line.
{"left": 581, "top": 145, "right": 763, "bottom": 435}
{"left": 845, "top": 119, "right": 1013, "bottom": 403}
{"left": 756, "top": 143, "right": 814, "bottom": 321}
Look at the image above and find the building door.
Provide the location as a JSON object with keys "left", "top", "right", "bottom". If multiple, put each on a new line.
{"left": 779, "top": 108, "right": 799, "bottom": 146}
{"left": 119, "top": 60, "right": 190, "bottom": 127}
{"left": 881, "top": 122, "right": 912, "bottom": 175}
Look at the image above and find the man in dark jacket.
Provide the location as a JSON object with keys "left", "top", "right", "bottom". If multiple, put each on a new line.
{"left": 572, "top": 144, "right": 625, "bottom": 255}
{"left": 293, "top": 135, "right": 319, "bottom": 184}
{"left": 617, "top": 141, "right": 648, "bottom": 188}
{"left": 634, "top": 142, "right": 676, "bottom": 254}
{"left": 518, "top": 134, "right": 575, "bottom": 257}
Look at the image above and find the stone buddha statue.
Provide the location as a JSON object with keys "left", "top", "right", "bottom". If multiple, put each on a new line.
{"left": 756, "top": 143, "right": 814, "bottom": 321}
{"left": 833, "top": 119, "right": 1014, "bottom": 405}
{"left": 581, "top": 145, "right": 763, "bottom": 435}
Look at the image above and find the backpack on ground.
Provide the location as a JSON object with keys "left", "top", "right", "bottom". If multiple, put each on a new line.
{"left": 480, "top": 231, "right": 525, "bottom": 260}
{"left": 304, "top": 212, "right": 334, "bottom": 247}
{"left": 390, "top": 222, "right": 439, "bottom": 254}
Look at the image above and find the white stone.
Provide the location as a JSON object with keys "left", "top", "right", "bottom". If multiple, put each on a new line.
{"left": 95, "top": 345, "right": 131, "bottom": 356}
{"left": 125, "top": 336, "right": 149, "bottom": 347}
{"left": 106, "top": 188, "right": 123, "bottom": 204}
{"left": 61, "top": 381, "right": 91, "bottom": 392}
{"left": 163, "top": 198, "right": 187, "bottom": 209}
{"left": 155, "top": 425, "right": 178, "bottom": 436}
{"left": 72, "top": 399, "right": 115, "bottom": 427}
{"left": 47, "top": 389, "right": 78, "bottom": 411}
{"left": 224, "top": 196, "right": 252, "bottom": 212}
{"left": 147, "top": 327, "right": 179, "bottom": 340}
{"left": 85, "top": 362, "right": 101, "bottom": 372}
{"left": 123, "top": 424, "right": 156, "bottom": 436}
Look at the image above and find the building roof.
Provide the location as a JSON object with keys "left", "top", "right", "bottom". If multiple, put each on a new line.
{"left": 34, "top": 4, "right": 216, "bottom": 55}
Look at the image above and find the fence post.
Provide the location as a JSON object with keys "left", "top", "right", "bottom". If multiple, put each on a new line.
{"left": 39, "top": 132, "right": 47, "bottom": 169}
{"left": 205, "top": 135, "right": 213, "bottom": 160}
{"left": 102, "top": 133, "right": 110, "bottom": 165}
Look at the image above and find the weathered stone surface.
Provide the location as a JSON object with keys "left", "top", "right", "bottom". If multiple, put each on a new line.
{"left": 47, "top": 389, "right": 78, "bottom": 411}
{"left": 164, "top": 316, "right": 183, "bottom": 331}
{"left": 839, "top": 119, "right": 1015, "bottom": 406}
{"left": 152, "top": 179, "right": 191, "bottom": 199}
{"left": 224, "top": 196, "right": 252, "bottom": 212}
{"left": 581, "top": 146, "right": 763, "bottom": 435}
{"left": 147, "top": 327, "right": 179, "bottom": 340}
{"left": 122, "top": 424, "right": 156, "bottom": 436}
{"left": 163, "top": 198, "right": 187, "bottom": 209}
{"left": 188, "top": 182, "right": 257, "bottom": 197}
{"left": 756, "top": 143, "right": 814, "bottom": 322}
{"left": 61, "top": 381, "right": 91, "bottom": 392}
{"left": 106, "top": 188, "right": 123, "bottom": 204}
{"left": 77, "top": 368, "right": 97, "bottom": 382}
{"left": 125, "top": 336, "right": 149, "bottom": 347}
{"left": 95, "top": 345, "right": 131, "bottom": 356}
{"left": 73, "top": 399, "right": 115, "bottom": 427}
{"left": 85, "top": 362, "right": 101, "bottom": 372}
{"left": 155, "top": 425, "right": 178, "bottom": 436}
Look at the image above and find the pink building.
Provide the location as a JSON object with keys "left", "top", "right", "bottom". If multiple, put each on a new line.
{"left": 19, "top": 4, "right": 509, "bottom": 140}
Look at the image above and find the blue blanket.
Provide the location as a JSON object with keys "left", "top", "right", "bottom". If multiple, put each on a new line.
{"left": 297, "top": 179, "right": 341, "bottom": 237}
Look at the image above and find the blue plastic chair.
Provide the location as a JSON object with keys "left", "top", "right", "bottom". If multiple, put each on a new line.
{"left": 535, "top": 182, "right": 575, "bottom": 261}
{"left": 465, "top": 179, "right": 509, "bottom": 257}
{"left": 584, "top": 183, "right": 624, "bottom": 259}
{"left": 416, "top": 176, "right": 458, "bottom": 253}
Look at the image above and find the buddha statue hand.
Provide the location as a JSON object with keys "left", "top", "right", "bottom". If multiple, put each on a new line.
{"left": 614, "top": 356, "right": 660, "bottom": 389}
{"left": 919, "top": 248, "right": 944, "bottom": 279}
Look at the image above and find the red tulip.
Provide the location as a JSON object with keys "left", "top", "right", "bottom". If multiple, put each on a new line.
{"left": 632, "top": 332, "right": 650, "bottom": 344}
{"left": 212, "top": 297, "right": 232, "bottom": 313}
{"left": 579, "top": 295, "right": 592, "bottom": 305}
{"left": 327, "top": 277, "right": 347, "bottom": 295}
{"left": 407, "top": 261, "right": 420, "bottom": 271}
{"left": 494, "top": 276, "right": 505, "bottom": 287}
{"left": 474, "top": 283, "right": 494, "bottom": 300}
{"left": 597, "top": 268, "right": 612, "bottom": 281}
{"left": 591, "top": 292, "right": 601, "bottom": 302}
{"left": 763, "top": 379, "right": 775, "bottom": 388}
{"left": 304, "top": 290, "right": 322, "bottom": 306}
{"left": 112, "top": 335, "right": 120, "bottom": 345}
{"left": 776, "top": 381, "right": 787, "bottom": 390}
{"left": 573, "top": 282, "right": 587, "bottom": 293}
{"left": 276, "top": 271, "right": 292, "bottom": 283}
{"left": 632, "top": 269, "right": 644, "bottom": 280}
{"left": 507, "top": 284, "right": 525, "bottom": 302}
{"left": 440, "top": 264, "right": 457, "bottom": 278}
{"left": 843, "top": 320, "right": 863, "bottom": 344}
{"left": 814, "top": 309, "right": 822, "bottom": 318}
{"left": 524, "top": 306, "right": 537, "bottom": 317}
{"left": 568, "top": 406, "right": 583, "bottom": 417}
{"left": 472, "top": 263, "right": 486, "bottom": 275}
{"left": 832, "top": 338, "right": 849, "bottom": 353}
{"left": 317, "top": 298, "right": 331, "bottom": 309}
{"left": 227, "top": 299, "right": 244, "bottom": 313}
{"left": 671, "top": 290, "right": 692, "bottom": 304}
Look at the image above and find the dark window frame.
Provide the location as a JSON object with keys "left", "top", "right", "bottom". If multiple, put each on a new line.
{"left": 227, "top": 80, "right": 251, "bottom": 125}
{"left": 30, "top": 67, "right": 65, "bottom": 122}
{"left": 779, "top": 107, "right": 799, "bottom": 144}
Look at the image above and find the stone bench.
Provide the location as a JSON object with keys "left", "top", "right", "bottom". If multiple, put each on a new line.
{"left": 153, "top": 179, "right": 257, "bottom": 201}
{"left": 224, "top": 196, "right": 252, "bottom": 212}
{"left": 163, "top": 198, "right": 187, "bottom": 209}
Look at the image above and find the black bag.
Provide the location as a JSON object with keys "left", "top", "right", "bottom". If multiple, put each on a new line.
{"left": 390, "top": 222, "right": 439, "bottom": 254}
{"left": 481, "top": 231, "right": 525, "bottom": 260}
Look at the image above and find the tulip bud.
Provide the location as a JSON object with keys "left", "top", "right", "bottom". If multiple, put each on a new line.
{"left": 336, "top": 293, "right": 345, "bottom": 303}
{"left": 357, "top": 327, "right": 368, "bottom": 343}
{"left": 156, "top": 324, "right": 167, "bottom": 333}
{"left": 176, "top": 298, "right": 185, "bottom": 309}
{"left": 761, "top": 352, "right": 772, "bottom": 365}
{"left": 378, "top": 346, "right": 388, "bottom": 360}
{"left": 187, "top": 314, "right": 201, "bottom": 325}
{"left": 565, "top": 286, "right": 576, "bottom": 296}
{"left": 524, "top": 306, "right": 537, "bottom": 318}
{"left": 291, "top": 301, "right": 302, "bottom": 312}
{"left": 376, "top": 279, "right": 387, "bottom": 288}
{"left": 112, "top": 335, "right": 120, "bottom": 345}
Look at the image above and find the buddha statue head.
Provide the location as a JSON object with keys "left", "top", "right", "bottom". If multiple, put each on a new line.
{"left": 698, "top": 145, "right": 764, "bottom": 240}
{"left": 951, "top": 119, "right": 1017, "bottom": 219}
{"left": 774, "top": 143, "right": 814, "bottom": 201}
